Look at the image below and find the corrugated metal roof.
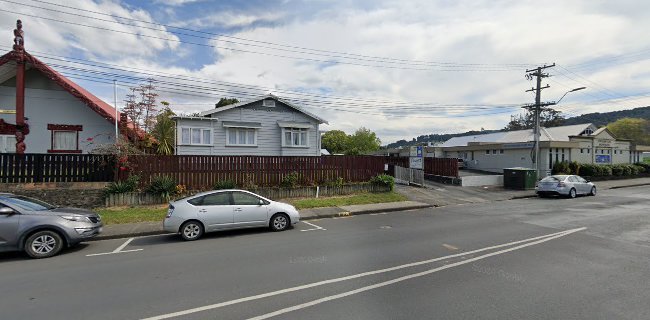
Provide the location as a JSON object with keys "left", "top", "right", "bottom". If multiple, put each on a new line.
{"left": 441, "top": 123, "right": 595, "bottom": 147}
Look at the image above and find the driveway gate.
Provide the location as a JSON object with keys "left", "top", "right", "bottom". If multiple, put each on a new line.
{"left": 394, "top": 165, "right": 424, "bottom": 186}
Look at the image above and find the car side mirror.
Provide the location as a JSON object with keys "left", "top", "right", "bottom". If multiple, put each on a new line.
{"left": 259, "top": 199, "right": 265, "bottom": 206}
{"left": 0, "top": 207, "right": 15, "bottom": 215}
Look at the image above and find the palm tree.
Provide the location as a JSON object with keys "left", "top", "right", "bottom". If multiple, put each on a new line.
{"left": 152, "top": 104, "right": 175, "bottom": 155}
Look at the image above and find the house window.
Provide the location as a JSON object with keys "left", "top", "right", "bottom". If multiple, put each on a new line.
{"left": 499, "top": 149, "right": 504, "bottom": 154}
{"left": 283, "top": 128, "right": 308, "bottom": 147}
{"left": 485, "top": 150, "right": 490, "bottom": 155}
{"left": 492, "top": 149, "right": 497, "bottom": 154}
{"left": 262, "top": 99, "right": 276, "bottom": 107}
{"left": 47, "top": 124, "right": 82, "bottom": 153}
{"left": 180, "top": 127, "right": 212, "bottom": 145}
{"left": 580, "top": 149, "right": 584, "bottom": 154}
{"left": 226, "top": 128, "right": 257, "bottom": 146}
{"left": 0, "top": 135, "right": 16, "bottom": 153}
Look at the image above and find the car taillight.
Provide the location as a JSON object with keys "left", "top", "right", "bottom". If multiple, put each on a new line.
{"left": 557, "top": 182, "right": 566, "bottom": 187}
{"left": 166, "top": 204, "right": 174, "bottom": 218}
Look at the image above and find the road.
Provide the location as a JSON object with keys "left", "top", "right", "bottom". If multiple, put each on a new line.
{"left": 1, "top": 186, "right": 649, "bottom": 319}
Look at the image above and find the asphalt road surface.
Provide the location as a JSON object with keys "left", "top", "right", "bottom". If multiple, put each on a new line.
{"left": 1, "top": 186, "right": 649, "bottom": 320}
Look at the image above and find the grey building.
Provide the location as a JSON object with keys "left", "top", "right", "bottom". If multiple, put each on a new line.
{"left": 174, "top": 94, "right": 328, "bottom": 156}
{"left": 0, "top": 50, "right": 144, "bottom": 154}
{"left": 437, "top": 123, "right": 650, "bottom": 174}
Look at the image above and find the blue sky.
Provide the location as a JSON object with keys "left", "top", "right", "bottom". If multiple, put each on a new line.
{"left": 2, "top": 0, "right": 650, "bottom": 143}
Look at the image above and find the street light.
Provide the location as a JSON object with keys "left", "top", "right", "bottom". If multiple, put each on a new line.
{"left": 533, "top": 86, "right": 587, "bottom": 179}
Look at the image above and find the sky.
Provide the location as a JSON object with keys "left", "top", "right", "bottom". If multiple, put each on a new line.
{"left": 2, "top": 0, "right": 650, "bottom": 145}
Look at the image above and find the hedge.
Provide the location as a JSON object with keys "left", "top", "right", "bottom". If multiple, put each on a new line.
{"left": 576, "top": 162, "right": 649, "bottom": 177}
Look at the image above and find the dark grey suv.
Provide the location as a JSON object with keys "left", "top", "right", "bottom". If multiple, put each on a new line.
{"left": 0, "top": 194, "right": 103, "bottom": 258}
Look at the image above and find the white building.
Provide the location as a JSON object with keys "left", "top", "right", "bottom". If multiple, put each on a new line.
{"left": 437, "top": 123, "right": 650, "bottom": 174}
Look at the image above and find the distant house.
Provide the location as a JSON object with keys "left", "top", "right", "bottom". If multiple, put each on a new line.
{"left": 0, "top": 23, "right": 144, "bottom": 154}
{"left": 173, "top": 94, "right": 328, "bottom": 156}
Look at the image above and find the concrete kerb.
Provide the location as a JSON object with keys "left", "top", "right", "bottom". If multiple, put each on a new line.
{"left": 608, "top": 183, "right": 650, "bottom": 190}
{"left": 92, "top": 201, "right": 434, "bottom": 241}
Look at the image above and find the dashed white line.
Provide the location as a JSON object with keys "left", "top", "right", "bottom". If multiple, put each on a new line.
{"left": 140, "top": 227, "right": 585, "bottom": 320}
{"left": 301, "top": 221, "right": 326, "bottom": 232}
{"left": 86, "top": 237, "right": 143, "bottom": 257}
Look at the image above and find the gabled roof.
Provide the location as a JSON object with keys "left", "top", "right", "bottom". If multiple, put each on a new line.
{"left": 0, "top": 50, "right": 146, "bottom": 140}
{"left": 200, "top": 93, "right": 328, "bottom": 124}
{"left": 441, "top": 123, "right": 596, "bottom": 147}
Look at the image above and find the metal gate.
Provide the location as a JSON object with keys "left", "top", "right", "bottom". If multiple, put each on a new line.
{"left": 394, "top": 165, "right": 424, "bottom": 186}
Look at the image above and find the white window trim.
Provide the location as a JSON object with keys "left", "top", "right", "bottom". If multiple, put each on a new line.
{"left": 179, "top": 126, "right": 213, "bottom": 146}
{"left": 225, "top": 127, "right": 258, "bottom": 147}
{"left": 282, "top": 127, "right": 310, "bottom": 148}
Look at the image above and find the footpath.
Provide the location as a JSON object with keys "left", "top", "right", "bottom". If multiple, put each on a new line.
{"left": 95, "top": 177, "right": 650, "bottom": 240}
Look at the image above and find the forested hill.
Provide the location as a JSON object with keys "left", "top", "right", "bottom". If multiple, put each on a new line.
{"left": 561, "top": 106, "right": 650, "bottom": 127}
{"left": 385, "top": 106, "right": 650, "bottom": 149}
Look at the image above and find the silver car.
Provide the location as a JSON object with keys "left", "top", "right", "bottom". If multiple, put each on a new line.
{"left": 163, "top": 189, "right": 300, "bottom": 241}
{"left": 535, "top": 175, "right": 597, "bottom": 198}
{"left": 0, "top": 194, "right": 103, "bottom": 258}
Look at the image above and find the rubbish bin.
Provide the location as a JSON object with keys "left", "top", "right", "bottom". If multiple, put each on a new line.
{"left": 503, "top": 167, "right": 537, "bottom": 190}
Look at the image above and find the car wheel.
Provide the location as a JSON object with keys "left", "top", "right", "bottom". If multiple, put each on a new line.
{"left": 590, "top": 187, "right": 597, "bottom": 196}
{"left": 568, "top": 188, "right": 577, "bottom": 199}
{"left": 25, "top": 230, "right": 64, "bottom": 259}
{"left": 180, "top": 221, "right": 204, "bottom": 241}
{"left": 270, "top": 213, "right": 289, "bottom": 232}
{"left": 537, "top": 193, "right": 547, "bottom": 198}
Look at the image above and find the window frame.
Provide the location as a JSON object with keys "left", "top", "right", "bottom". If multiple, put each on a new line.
{"left": 47, "top": 124, "right": 82, "bottom": 154}
{"left": 225, "top": 127, "right": 258, "bottom": 147}
{"left": 282, "top": 127, "right": 310, "bottom": 148}
{"left": 179, "top": 126, "right": 212, "bottom": 146}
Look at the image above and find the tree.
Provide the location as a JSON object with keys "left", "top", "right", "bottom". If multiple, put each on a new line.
{"left": 346, "top": 127, "right": 381, "bottom": 155}
{"left": 504, "top": 109, "right": 565, "bottom": 131}
{"left": 607, "top": 118, "right": 650, "bottom": 145}
{"left": 216, "top": 97, "right": 239, "bottom": 108}
{"left": 152, "top": 102, "right": 176, "bottom": 155}
{"left": 122, "top": 79, "right": 159, "bottom": 133}
{"left": 321, "top": 130, "right": 349, "bottom": 154}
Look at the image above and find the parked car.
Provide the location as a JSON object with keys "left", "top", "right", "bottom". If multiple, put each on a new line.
{"left": 535, "top": 175, "right": 597, "bottom": 198}
{"left": 163, "top": 189, "right": 300, "bottom": 241}
{"left": 0, "top": 194, "right": 103, "bottom": 258}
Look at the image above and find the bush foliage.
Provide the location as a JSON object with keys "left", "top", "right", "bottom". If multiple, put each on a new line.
{"left": 369, "top": 174, "right": 395, "bottom": 190}
{"left": 214, "top": 180, "right": 237, "bottom": 190}
{"left": 146, "top": 175, "right": 178, "bottom": 201}
{"left": 105, "top": 175, "right": 140, "bottom": 195}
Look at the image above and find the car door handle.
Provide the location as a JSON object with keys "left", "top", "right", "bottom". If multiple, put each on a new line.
{"left": 234, "top": 208, "right": 242, "bottom": 212}
{"left": 199, "top": 209, "right": 207, "bottom": 213}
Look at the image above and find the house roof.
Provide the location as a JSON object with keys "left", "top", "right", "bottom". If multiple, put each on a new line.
{"left": 199, "top": 93, "right": 329, "bottom": 124}
{"left": 0, "top": 50, "right": 146, "bottom": 140}
{"left": 440, "top": 123, "right": 596, "bottom": 147}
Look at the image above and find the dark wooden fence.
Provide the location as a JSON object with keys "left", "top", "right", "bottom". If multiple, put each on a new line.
{"left": 425, "top": 157, "right": 459, "bottom": 178}
{"left": 0, "top": 153, "right": 114, "bottom": 183}
{"left": 123, "top": 155, "right": 391, "bottom": 189}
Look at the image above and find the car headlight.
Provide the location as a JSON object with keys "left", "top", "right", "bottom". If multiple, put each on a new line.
{"left": 60, "top": 215, "right": 90, "bottom": 222}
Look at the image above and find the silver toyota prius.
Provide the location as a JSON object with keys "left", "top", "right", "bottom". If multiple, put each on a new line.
{"left": 535, "top": 175, "right": 597, "bottom": 198}
{"left": 163, "top": 189, "right": 300, "bottom": 241}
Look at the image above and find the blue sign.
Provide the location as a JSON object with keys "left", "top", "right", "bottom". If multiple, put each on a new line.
{"left": 595, "top": 155, "right": 611, "bottom": 163}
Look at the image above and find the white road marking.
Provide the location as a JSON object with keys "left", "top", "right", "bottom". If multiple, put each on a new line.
{"left": 247, "top": 227, "right": 586, "bottom": 320}
{"left": 140, "top": 227, "right": 585, "bottom": 320}
{"left": 301, "top": 221, "right": 326, "bottom": 232}
{"left": 86, "top": 237, "right": 143, "bottom": 257}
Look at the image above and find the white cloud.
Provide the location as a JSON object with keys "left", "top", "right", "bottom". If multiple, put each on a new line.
{"left": 153, "top": 0, "right": 204, "bottom": 6}
{"left": 173, "top": 11, "right": 284, "bottom": 29}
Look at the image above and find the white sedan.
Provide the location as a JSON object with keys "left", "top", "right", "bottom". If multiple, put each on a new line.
{"left": 163, "top": 189, "right": 300, "bottom": 241}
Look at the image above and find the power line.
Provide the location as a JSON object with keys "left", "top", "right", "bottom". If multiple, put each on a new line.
{"left": 13, "top": 0, "right": 536, "bottom": 69}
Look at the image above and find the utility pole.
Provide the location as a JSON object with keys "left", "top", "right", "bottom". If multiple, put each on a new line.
{"left": 524, "top": 63, "right": 555, "bottom": 179}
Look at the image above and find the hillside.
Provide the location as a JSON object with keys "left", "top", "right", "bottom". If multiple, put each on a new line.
{"left": 385, "top": 106, "right": 650, "bottom": 148}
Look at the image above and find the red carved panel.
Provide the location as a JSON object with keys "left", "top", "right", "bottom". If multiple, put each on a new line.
{"left": 47, "top": 124, "right": 83, "bottom": 131}
{"left": 0, "top": 119, "right": 18, "bottom": 135}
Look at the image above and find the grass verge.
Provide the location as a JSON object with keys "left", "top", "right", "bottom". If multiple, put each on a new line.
{"left": 97, "top": 205, "right": 167, "bottom": 225}
{"left": 97, "top": 192, "right": 408, "bottom": 224}
{"left": 287, "top": 192, "right": 407, "bottom": 210}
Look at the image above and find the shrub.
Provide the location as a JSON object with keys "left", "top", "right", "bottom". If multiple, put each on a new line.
{"left": 633, "top": 164, "right": 646, "bottom": 174}
{"left": 323, "top": 177, "right": 344, "bottom": 187}
{"left": 280, "top": 172, "right": 300, "bottom": 188}
{"left": 622, "top": 165, "right": 633, "bottom": 176}
{"left": 146, "top": 175, "right": 178, "bottom": 201}
{"left": 568, "top": 161, "right": 581, "bottom": 175}
{"left": 369, "top": 174, "right": 395, "bottom": 190}
{"left": 598, "top": 165, "right": 613, "bottom": 176}
{"left": 611, "top": 165, "right": 624, "bottom": 176}
{"left": 629, "top": 165, "right": 640, "bottom": 175}
{"left": 636, "top": 162, "right": 650, "bottom": 172}
{"left": 105, "top": 174, "right": 139, "bottom": 195}
{"left": 214, "top": 180, "right": 237, "bottom": 190}
{"left": 552, "top": 161, "right": 570, "bottom": 175}
{"left": 578, "top": 164, "right": 596, "bottom": 177}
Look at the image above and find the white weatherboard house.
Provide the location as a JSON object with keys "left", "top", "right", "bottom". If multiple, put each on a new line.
{"left": 174, "top": 94, "right": 328, "bottom": 156}
{"left": 437, "top": 123, "right": 650, "bottom": 174}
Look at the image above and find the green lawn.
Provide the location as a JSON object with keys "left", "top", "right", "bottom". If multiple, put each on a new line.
{"left": 96, "top": 192, "right": 408, "bottom": 225}
{"left": 97, "top": 206, "right": 167, "bottom": 225}
{"left": 287, "top": 192, "right": 407, "bottom": 209}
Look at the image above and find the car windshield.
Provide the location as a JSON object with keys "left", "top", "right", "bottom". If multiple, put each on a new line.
{"left": 4, "top": 196, "right": 56, "bottom": 211}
